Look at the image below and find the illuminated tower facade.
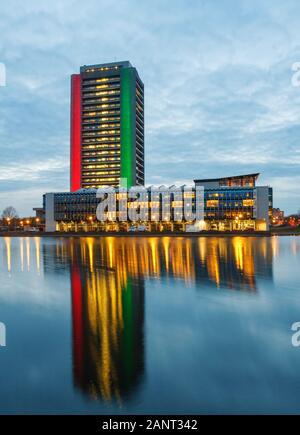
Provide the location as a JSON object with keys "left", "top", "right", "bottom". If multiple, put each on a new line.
{"left": 70, "top": 61, "right": 144, "bottom": 191}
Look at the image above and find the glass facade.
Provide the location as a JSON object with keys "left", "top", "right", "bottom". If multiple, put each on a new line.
{"left": 71, "top": 62, "right": 144, "bottom": 191}
{"left": 45, "top": 184, "right": 270, "bottom": 232}
{"left": 204, "top": 188, "right": 254, "bottom": 220}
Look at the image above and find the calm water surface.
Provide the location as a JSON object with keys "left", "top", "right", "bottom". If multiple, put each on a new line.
{"left": 0, "top": 236, "right": 300, "bottom": 414}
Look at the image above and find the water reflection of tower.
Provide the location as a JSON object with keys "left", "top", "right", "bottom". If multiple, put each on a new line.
{"left": 70, "top": 238, "right": 145, "bottom": 403}
{"left": 41, "top": 235, "right": 275, "bottom": 403}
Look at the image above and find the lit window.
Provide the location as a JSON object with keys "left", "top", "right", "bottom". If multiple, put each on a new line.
{"left": 242, "top": 199, "right": 254, "bottom": 207}
{"left": 206, "top": 200, "right": 219, "bottom": 208}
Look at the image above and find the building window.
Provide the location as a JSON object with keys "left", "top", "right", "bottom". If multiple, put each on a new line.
{"left": 206, "top": 200, "right": 219, "bottom": 208}
{"left": 242, "top": 199, "right": 254, "bottom": 207}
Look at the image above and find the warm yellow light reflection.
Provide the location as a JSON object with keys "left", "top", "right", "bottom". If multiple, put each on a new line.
{"left": 20, "top": 238, "right": 24, "bottom": 272}
{"left": 4, "top": 237, "right": 11, "bottom": 272}
{"left": 14, "top": 235, "right": 273, "bottom": 405}
{"left": 26, "top": 237, "right": 30, "bottom": 271}
{"left": 35, "top": 237, "right": 40, "bottom": 272}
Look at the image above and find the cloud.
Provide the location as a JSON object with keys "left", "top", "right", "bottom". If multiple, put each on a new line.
{"left": 0, "top": 158, "right": 68, "bottom": 181}
{"left": 0, "top": 0, "right": 300, "bottom": 214}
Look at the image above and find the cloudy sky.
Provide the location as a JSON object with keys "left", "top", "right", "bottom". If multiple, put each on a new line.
{"left": 0, "top": 0, "right": 300, "bottom": 215}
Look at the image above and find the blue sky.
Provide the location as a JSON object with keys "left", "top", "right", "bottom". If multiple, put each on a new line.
{"left": 0, "top": 0, "right": 300, "bottom": 215}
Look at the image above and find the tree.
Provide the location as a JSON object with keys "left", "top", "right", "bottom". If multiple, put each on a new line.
{"left": 2, "top": 206, "right": 18, "bottom": 220}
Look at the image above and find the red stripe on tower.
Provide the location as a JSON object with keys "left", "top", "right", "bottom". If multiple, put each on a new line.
{"left": 71, "top": 266, "right": 84, "bottom": 387}
{"left": 70, "top": 74, "right": 82, "bottom": 192}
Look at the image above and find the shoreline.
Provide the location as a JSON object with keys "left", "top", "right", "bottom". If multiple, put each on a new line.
{"left": 0, "top": 230, "right": 271, "bottom": 237}
{"left": 0, "top": 230, "right": 298, "bottom": 238}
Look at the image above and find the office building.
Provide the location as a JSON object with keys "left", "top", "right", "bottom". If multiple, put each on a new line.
{"left": 194, "top": 174, "right": 272, "bottom": 231}
{"left": 70, "top": 61, "right": 144, "bottom": 191}
{"left": 44, "top": 174, "right": 272, "bottom": 232}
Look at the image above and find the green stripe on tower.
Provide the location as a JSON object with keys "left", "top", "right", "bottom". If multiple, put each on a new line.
{"left": 120, "top": 68, "right": 134, "bottom": 188}
{"left": 121, "top": 278, "right": 134, "bottom": 386}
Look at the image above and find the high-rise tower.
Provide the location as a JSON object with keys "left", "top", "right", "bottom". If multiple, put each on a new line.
{"left": 70, "top": 61, "right": 144, "bottom": 191}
